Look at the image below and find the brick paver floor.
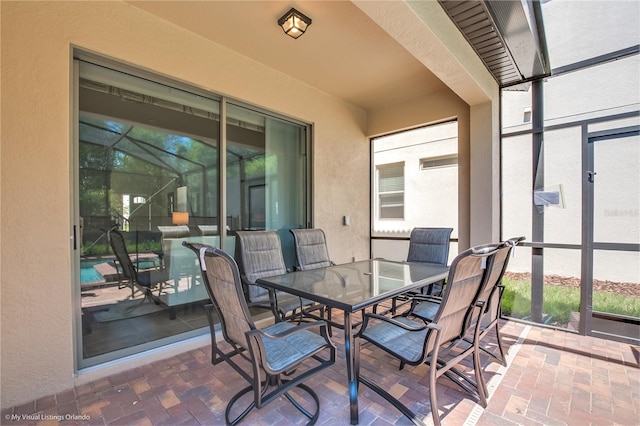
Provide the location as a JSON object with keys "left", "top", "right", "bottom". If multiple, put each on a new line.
{"left": 2, "top": 320, "right": 638, "bottom": 425}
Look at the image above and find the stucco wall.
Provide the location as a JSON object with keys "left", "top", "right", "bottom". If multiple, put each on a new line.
{"left": 0, "top": 0, "right": 371, "bottom": 408}
{"left": 0, "top": 1, "right": 495, "bottom": 409}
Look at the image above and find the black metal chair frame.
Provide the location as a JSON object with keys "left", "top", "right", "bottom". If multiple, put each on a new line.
{"left": 356, "top": 244, "right": 502, "bottom": 426}
{"left": 107, "top": 228, "right": 167, "bottom": 303}
{"left": 184, "top": 241, "right": 336, "bottom": 425}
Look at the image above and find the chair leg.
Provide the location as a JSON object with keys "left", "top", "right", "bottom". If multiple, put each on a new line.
{"left": 473, "top": 345, "right": 488, "bottom": 407}
{"left": 232, "top": 377, "right": 321, "bottom": 426}
{"left": 429, "top": 362, "right": 441, "bottom": 426}
{"left": 226, "top": 385, "right": 255, "bottom": 426}
{"left": 123, "top": 287, "right": 152, "bottom": 312}
{"left": 494, "top": 322, "right": 507, "bottom": 366}
{"left": 283, "top": 383, "right": 321, "bottom": 424}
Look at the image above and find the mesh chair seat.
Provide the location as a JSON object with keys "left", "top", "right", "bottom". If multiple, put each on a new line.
{"left": 259, "top": 321, "right": 331, "bottom": 372}
{"left": 360, "top": 316, "right": 429, "bottom": 364}
{"left": 247, "top": 288, "right": 313, "bottom": 315}
{"left": 408, "top": 298, "right": 440, "bottom": 322}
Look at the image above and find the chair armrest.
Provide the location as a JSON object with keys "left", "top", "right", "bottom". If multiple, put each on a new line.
{"left": 410, "top": 294, "right": 442, "bottom": 303}
{"left": 252, "top": 321, "right": 330, "bottom": 341}
{"left": 359, "top": 313, "right": 428, "bottom": 336}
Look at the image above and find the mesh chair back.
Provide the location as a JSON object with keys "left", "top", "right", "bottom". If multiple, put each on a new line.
{"left": 474, "top": 242, "right": 511, "bottom": 307}
{"left": 290, "top": 228, "right": 333, "bottom": 271}
{"left": 407, "top": 227, "right": 453, "bottom": 266}
{"left": 235, "top": 231, "right": 287, "bottom": 302}
{"left": 196, "top": 244, "right": 255, "bottom": 349}
{"left": 108, "top": 229, "right": 138, "bottom": 284}
{"left": 482, "top": 236, "right": 525, "bottom": 319}
{"left": 427, "top": 244, "right": 499, "bottom": 351}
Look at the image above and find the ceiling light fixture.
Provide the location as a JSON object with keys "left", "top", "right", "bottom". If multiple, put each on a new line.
{"left": 278, "top": 8, "right": 312, "bottom": 39}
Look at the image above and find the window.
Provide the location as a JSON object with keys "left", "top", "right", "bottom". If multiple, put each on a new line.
{"left": 377, "top": 163, "right": 405, "bottom": 219}
{"left": 371, "top": 121, "right": 458, "bottom": 260}
{"left": 420, "top": 154, "right": 458, "bottom": 170}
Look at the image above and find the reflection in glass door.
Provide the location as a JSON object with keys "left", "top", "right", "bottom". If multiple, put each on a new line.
{"left": 225, "top": 103, "right": 309, "bottom": 269}
{"left": 77, "top": 61, "right": 221, "bottom": 366}
{"left": 585, "top": 127, "right": 640, "bottom": 342}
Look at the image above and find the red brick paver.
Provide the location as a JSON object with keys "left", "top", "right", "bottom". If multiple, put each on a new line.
{"left": 1, "top": 321, "right": 638, "bottom": 425}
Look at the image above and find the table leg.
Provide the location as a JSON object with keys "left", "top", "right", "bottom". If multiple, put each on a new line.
{"left": 343, "top": 312, "right": 359, "bottom": 424}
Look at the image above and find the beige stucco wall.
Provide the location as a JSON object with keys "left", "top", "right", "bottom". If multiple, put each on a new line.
{"left": 0, "top": 1, "right": 496, "bottom": 409}
{"left": 0, "top": 0, "right": 371, "bottom": 408}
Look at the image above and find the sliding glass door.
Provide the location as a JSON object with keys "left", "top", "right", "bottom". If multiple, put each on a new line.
{"left": 75, "top": 59, "right": 310, "bottom": 367}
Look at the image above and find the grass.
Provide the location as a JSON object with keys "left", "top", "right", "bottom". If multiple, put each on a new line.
{"left": 501, "top": 277, "right": 640, "bottom": 326}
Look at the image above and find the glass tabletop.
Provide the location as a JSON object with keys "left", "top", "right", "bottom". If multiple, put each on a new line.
{"left": 257, "top": 259, "right": 449, "bottom": 312}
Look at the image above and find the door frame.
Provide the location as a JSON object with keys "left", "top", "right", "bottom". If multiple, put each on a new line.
{"left": 581, "top": 125, "right": 640, "bottom": 341}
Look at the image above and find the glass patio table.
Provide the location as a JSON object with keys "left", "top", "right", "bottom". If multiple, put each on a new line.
{"left": 257, "top": 258, "right": 449, "bottom": 425}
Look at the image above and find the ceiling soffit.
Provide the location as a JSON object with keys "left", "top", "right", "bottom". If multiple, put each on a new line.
{"left": 439, "top": 0, "right": 550, "bottom": 87}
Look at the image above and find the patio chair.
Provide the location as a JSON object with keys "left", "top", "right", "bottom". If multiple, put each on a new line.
{"left": 468, "top": 236, "right": 525, "bottom": 368}
{"left": 290, "top": 228, "right": 337, "bottom": 329}
{"left": 183, "top": 241, "right": 336, "bottom": 425}
{"left": 407, "top": 227, "right": 453, "bottom": 295}
{"left": 388, "top": 227, "right": 453, "bottom": 314}
{"left": 290, "top": 228, "right": 336, "bottom": 271}
{"left": 356, "top": 243, "right": 501, "bottom": 426}
{"left": 108, "top": 228, "right": 168, "bottom": 302}
{"left": 408, "top": 237, "right": 525, "bottom": 368}
{"left": 235, "top": 230, "right": 315, "bottom": 322}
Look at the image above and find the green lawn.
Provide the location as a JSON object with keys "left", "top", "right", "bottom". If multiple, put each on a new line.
{"left": 501, "top": 277, "right": 640, "bottom": 326}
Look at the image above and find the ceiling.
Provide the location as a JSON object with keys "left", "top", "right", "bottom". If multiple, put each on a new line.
{"left": 127, "top": 1, "right": 449, "bottom": 112}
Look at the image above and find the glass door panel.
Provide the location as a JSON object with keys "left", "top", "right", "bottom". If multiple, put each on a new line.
{"left": 593, "top": 134, "right": 639, "bottom": 244}
{"left": 541, "top": 128, "right": 582, "bottom": 245}
{"left": 589, "top": 131, "right": 640, "bottom": 341}
{"left": 225, "top": 103, "right": 308, "bottom": 269}
{"left": 78, "top": 62, "right": 219, "bottom": 366}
